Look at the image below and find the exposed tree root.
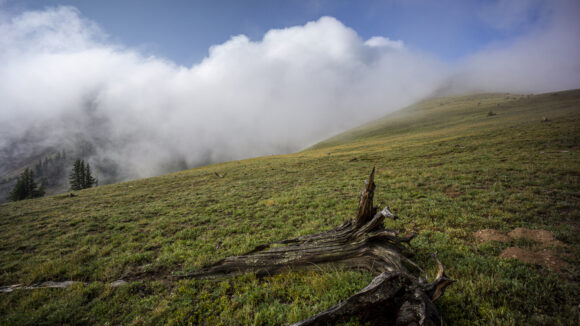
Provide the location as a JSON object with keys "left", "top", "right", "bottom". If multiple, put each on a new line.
{"left": 178, "top": 168, "right": 455, "bottom": 325}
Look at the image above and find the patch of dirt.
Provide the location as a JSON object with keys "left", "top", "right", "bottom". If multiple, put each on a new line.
{"left": 474, "top": 227, "right": 565, "bottom": 247}
{"left": 473, "top": 229, "right": 510, "bottom": 242}
{"left": 500, "top": 247, "right": 569, "bottom": 273}
{"left": 476, "top": 228, "right": 570, "bottom": 274}
{"left": 508, "top": 227, "right": 565, "bottom": 247}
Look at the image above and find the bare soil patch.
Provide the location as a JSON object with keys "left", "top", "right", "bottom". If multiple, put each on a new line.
{"left": 475, "top": 228, "right": 569, "bottom": 273}
{"left": 500, "top": 247, "right": 569, "bottom": 273}
{"left": 508, "top": 227, "right": 565, "bottom": 247}
{"left": 474, "top": 229, "right": 510, "bottom": 242}
{"left": 474, "top": 227, "right": 565, "bottom": 247}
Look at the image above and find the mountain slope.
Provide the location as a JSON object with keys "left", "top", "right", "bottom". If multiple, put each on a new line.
{"left": 1, "top": 90, "right": 579, "bottom": 325}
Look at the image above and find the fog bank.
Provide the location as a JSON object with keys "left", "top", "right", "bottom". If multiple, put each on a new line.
{"left": 0, "top": 1, "right": 578, "bottom": 182}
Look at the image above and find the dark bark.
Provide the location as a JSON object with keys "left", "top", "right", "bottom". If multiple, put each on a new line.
{"left": 177, "top": 168, "right": 454, "bottom": 325}
{"left": 291, "top": 252, "right": 454, "bottom": 326}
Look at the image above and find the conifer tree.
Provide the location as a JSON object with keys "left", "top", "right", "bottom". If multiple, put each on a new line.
{"left": 84, "top": 163, "right": 96, "bottom": 188}
{"left": 79, "top": 160, "right": 86, "bottom": 188}
{"left": 69, "top": 159, "right": 82, "bottom": 190}
{"left": 9, "top": 172, "right": 27, "bottom": 201}
{"left": 69, "top": 159, "right": 96, "bottom": 191}
{"left": 8, "top": 168, "right": 44, "bottom": 201}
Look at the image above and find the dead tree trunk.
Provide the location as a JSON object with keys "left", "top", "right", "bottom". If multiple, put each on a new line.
{"left": 177, "top": 168, "right": 454, "bottom": 325}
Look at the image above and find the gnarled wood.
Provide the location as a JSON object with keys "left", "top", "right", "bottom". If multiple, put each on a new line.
{"left": 291, "top": 253, "right": 453, "bottom": 326}
{"left": 355, "top": 167, "right": 377, "bottom": 227}
{"left": 176, "top": 168, "right": 454, "bottom": 325}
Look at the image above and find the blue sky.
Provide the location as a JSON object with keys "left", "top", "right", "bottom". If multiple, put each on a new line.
{"left": 2, "top": 0, "right": 547, "bottom": 66}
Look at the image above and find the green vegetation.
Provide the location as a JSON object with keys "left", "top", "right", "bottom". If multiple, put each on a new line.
{"left": 8, "top": 168, "right": 44, "bottom": 201}
{"left": 69, "top": 159, "right": 97, "bottom": 191}
{"left": 1, "top": 90, "right": 579, "bottom": 325}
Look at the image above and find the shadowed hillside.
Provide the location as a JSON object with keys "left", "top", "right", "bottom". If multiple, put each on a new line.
{"left": 1, "top": 90, "right": 578, "bottom": 325}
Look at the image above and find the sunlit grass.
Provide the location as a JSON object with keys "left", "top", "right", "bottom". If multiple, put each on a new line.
{"left": 1, "top": 90, "right": 579, "bottom": 325}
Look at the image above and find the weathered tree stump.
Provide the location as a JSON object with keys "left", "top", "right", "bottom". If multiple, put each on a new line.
{"left": 177, "top": 168, "right": 454, "bottom": 325}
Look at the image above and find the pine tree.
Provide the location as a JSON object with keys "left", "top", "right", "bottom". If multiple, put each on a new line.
{"left": 69, "top": 159, "right": 96, "bottom": 191}
{"left": 79, "top": 160, "right": 86, "bottom": 189}
{"left": 84, "top": 163, "right": 96, "bottom": 188}
{"left": 8, "top": 168, "right": 44, "bottom": 201}
{"left": 9, "top": 172, "right": 27, "bottom": 201}
{"left": 69, "top": 159, "right": 82, "bottom": 191}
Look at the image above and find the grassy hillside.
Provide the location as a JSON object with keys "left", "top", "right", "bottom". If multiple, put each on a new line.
{"left": 1, "top": 90, "right": 579, "bottom": 325}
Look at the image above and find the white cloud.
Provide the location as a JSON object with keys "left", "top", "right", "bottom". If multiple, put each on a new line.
{"left": 364, "top": 36, "right": 404, "bottom": 50}
{"left": 0, "top": 10, "right": 445, "bottom": 180}
{"left": 0, "top": 2, "right": 579, "bottom": 182}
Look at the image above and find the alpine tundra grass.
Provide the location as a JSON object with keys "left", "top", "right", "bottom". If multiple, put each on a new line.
{"left": 1, "top": 90, "right": 578, "bottom": 325}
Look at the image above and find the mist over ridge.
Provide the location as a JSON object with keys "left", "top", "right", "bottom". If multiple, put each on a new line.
{"left": 0, "top": 1, "right": 579, "bottom": 187}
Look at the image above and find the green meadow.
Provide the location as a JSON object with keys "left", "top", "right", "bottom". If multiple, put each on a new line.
{"left": 1, "top": 90, "right": 578, "bottom": 325}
